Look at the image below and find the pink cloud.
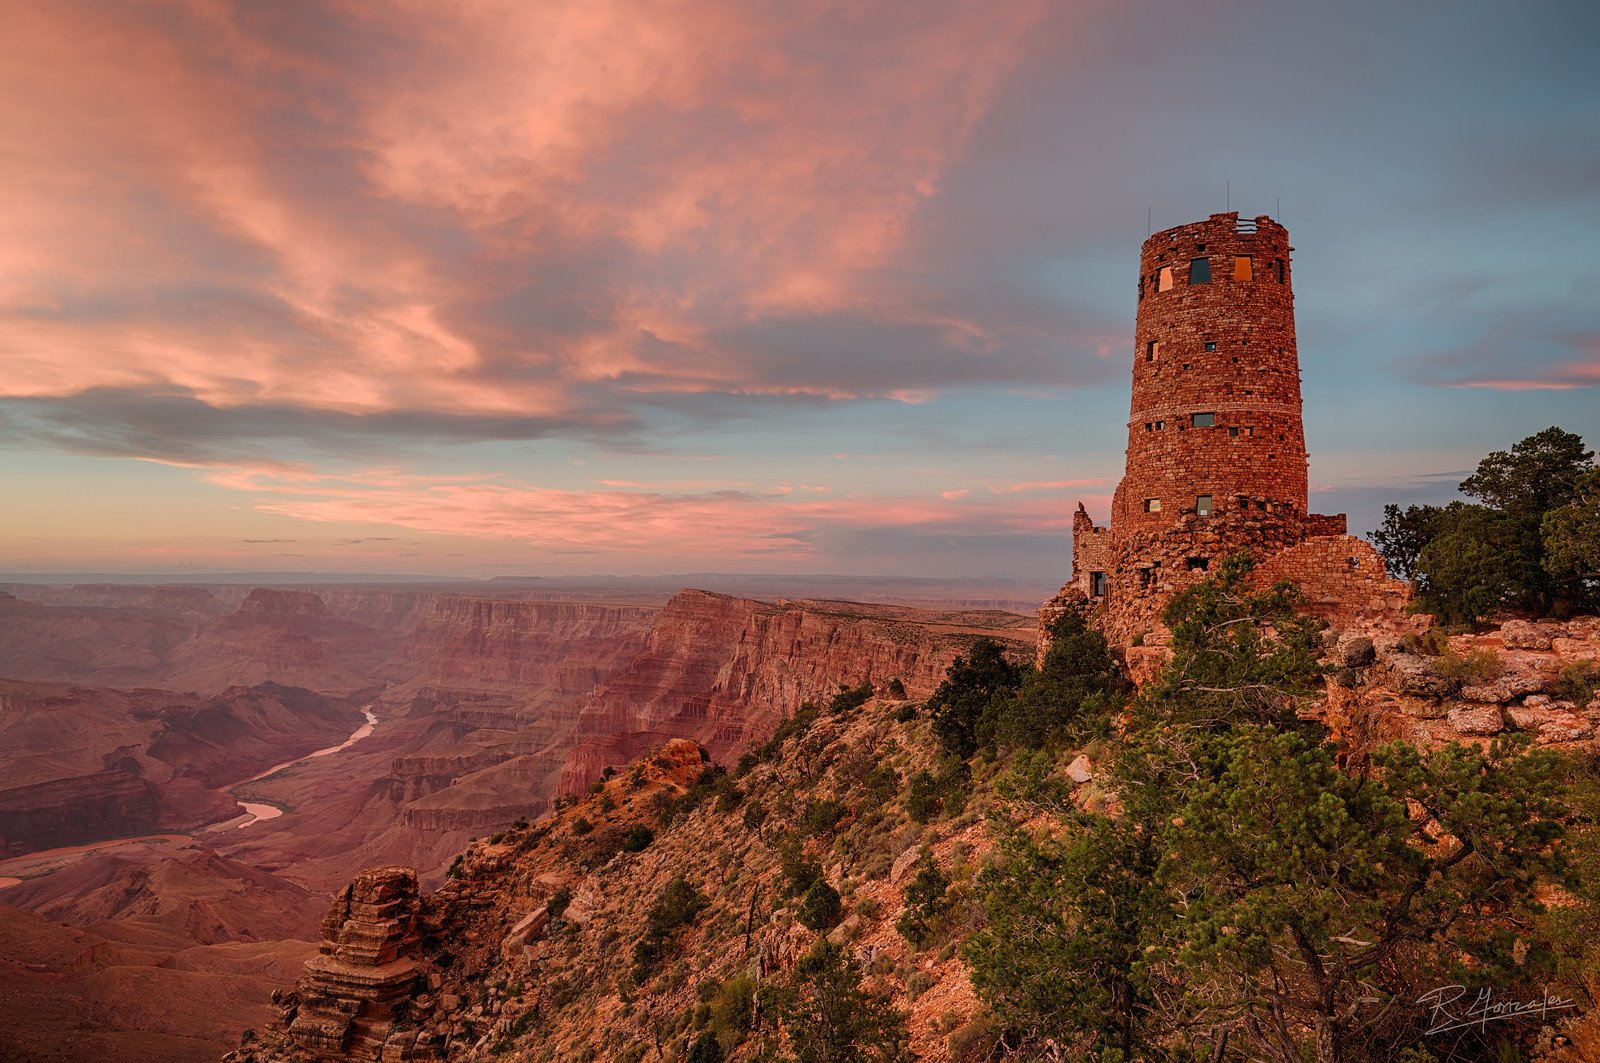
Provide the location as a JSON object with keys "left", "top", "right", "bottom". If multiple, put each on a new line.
{"left": 989, "top": 478, "right": 1111, "bottom": 494}
{"left": 0, "top": 0, "right": 1058, "bottom": 427}
{"left": 199, "top": 463, "right": 1075, "bottom": 561}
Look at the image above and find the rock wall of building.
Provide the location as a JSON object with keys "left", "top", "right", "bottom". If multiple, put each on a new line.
{"left": 1250, "top": 535, "right": 1410, "bottom": 623}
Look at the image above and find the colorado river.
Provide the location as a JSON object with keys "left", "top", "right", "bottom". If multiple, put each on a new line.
{"left": 0, "top": 705, "right": 380, "bottom": 886}
{"left": 226, "top": 706, "right": 380, "bottom": 829}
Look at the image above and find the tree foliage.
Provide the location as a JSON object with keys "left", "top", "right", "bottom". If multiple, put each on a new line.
{"left": 927, "top": 638, "right": 1023, "bottom": 759}
{"left": 1370, "top": 426, "right": 1597, "bottom": 622}
{"left": 996, "top": 608, "right": 1124, "bottom": 751}
{"left": 767, "top": 941, "right": 910, "bottom": 1063}
{"left": 964, "top": 561, "right": 1582, "bottom": 1063}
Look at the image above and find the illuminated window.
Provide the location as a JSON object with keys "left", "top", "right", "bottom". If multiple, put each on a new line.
{"left": 1144, "top": 498, "right": 1162, "bottom": 513}
{"left": 1234, "top": 255, "right": 1253, "bottom": 281}
{"left": 1158, "top": 266, "right": 1174, "bottom": 291}
{"left": 1192, "top": 412, "right": 1215, "bottom": 428}
{"left": 1196, "top": 495, "right": 1213, "bottom": 516}
{"left": 1189, "top": 257, "right": 1211, "bottom": 284}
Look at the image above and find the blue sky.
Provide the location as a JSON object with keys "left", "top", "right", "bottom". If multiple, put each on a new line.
{"left": 0, "top": 0, "right": 1595, "bottom": 578}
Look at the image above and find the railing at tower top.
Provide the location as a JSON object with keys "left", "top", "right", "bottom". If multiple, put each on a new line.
{"left": 1235, "top": 218, "right": 1259, "bottom": 233}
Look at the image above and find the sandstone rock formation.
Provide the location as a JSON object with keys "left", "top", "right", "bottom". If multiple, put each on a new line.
{"left": 163, "top": 589, "right": 399, "bottom": 695}
{"left": 285, "top": 866, "right": 434, "bottom": 1060}
{"left": 1325, "top": 615, "right": 1600, "bottom": 753}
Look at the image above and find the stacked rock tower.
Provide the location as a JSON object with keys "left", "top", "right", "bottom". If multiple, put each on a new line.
{"left": 1048, "top": 212, "right": 1405, "bottom": 649}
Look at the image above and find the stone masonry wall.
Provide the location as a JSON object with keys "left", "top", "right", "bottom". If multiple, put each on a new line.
{"left": 1250, "top": 535, "right": 1410, "bottom": 623}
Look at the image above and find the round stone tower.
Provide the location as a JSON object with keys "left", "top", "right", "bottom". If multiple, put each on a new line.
{"left": 1042, "top": 210, "right": 1407, "bottom": 657}
{"left": 1103, "top": 213, "right": 1312, "bottom": 642}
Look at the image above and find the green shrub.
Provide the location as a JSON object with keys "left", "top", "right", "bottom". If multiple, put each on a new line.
{"left": 632, "top": 876, "right": 709, "bottom": 981}
{"left": 904, "top": 761, "right": 969, "bottom": 823}
{"left": 687, "top": 1031, "right": 723, "bottom": 1063}
{"left": 1433, "top": 646, "right": 1503, "bottom": 685}
{"left": 621, "top": 824, "right": 654, "bottom": 852}
{"left": 570, "top": 816, "right": 593, "bottom": 837}
{"left": 829, "top": 680, "right": 874, "bottom": 715}
{"left": 1402, "top": 627, "right": 1449, "bottom": 656}
{"left": 1555, "top": 659, "right": 1600, "bottom": 705}
{"left": 797, "top": 879, "right": 842, "bottom": 932}
{"left": 896, "top": 849, "right": 949, "bottom": 948}
{"left": 801, "top": 797, "right": 848, "bottom": 837}
{"left": 546, "top": 886, "right": 572, "bottom": 920}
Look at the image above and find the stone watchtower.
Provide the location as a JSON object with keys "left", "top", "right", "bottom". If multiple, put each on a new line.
{"left": 1046, "top": 212, "right": 1406, "bottom": 650}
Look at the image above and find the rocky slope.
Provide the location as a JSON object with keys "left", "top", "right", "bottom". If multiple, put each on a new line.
{"left": 228, "top": 711, "right": 1002, "bottom": 1063}
{"left": 229, "top": 605, "right": 1600, "bottom": 1063}
{"left": 1320, "top": 614, "right": 1600, "bottom": 756}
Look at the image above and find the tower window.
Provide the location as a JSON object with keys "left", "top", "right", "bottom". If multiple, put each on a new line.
{"left": 1144, "top": 498, "right": 1162, "bottom": 513}
{"left": 1182, "top": 363, "right": 1191, "bottom": 370}
{"left": 1158, "top": 266, "right": 1174, "bottom": 291}
{"left": 1204, "top": 341, "right": 1217, "bottom": 352}
{"left": 1196, "top": 495, "right": 1214, "bottom": 516}
{"left": 1189, "top": 257, "right": 1211, "bottom": 284}
{"left": 1275, "top": 259, "right": 1285, "bottom": 283}
{"left": 1192, "top": 412, "right": 1215, "bottom": 428}
{"left": 1154, "top": 420, "right": 1165, "bottom": 430}
{"left": 1245, "top": 426, "right": 1255, "bottom": 436}
{"left": 1146, "top": 341, "right": 1160, "bottom": 361}
{"left": 1228, "top": 426, "right": 1240, "bottom": 437}
{"left": 1091, "top": 571, "right": 1107, "bottom": 597}
{"left": 1186, "top": 556, "right": 1210, "bottom": 571}
{"left": 1234, "top": 255, "right": 1253, "bottom": 281}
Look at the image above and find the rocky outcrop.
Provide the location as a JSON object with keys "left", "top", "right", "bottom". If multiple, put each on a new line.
{"left": 0, "top": 769, "right": 159, "bottom": 856}
{"left": 1331, "top": 615, "right": 1600, "bottom": 752}
{"left": 285, "top": 866, "right": 435, "bottom": 1060}
{"left": 574, "top": 590, "right": 1034, "bottom": 767}
{"left": 401, "top": 596, "right": 658, "bottom": 692}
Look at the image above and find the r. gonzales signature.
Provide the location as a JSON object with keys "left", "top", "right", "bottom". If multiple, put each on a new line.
{"left": 1419, "top": 984, "right": 1577, "bottom": 1035}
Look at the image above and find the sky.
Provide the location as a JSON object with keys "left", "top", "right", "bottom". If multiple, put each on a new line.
{"left": 1, "top": 0, "right": 1597, "bottom": 580}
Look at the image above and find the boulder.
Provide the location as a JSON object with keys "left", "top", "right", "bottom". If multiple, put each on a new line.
{"left": 1064, "top": 755, "right": 1094, "bottom": 785}
{"left": 1389, "top": 655, "right": 1453, "bottom": 697}
{"left": 1335, "top": 634, "right": 1376, "bottom": 668}
{"left": 1460, "top": 672, "right": 1549, "bottom": 704}
{"left": 1446, "top": 704, "right": 1504, "bottom": 737}
{"left": 1500, "top": 620, "right": 1553, "bottom": 652}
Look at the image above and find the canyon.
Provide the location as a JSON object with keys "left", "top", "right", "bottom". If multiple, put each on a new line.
{"left": 0, "top": 578, "right": 1034, "bottom": 1061}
